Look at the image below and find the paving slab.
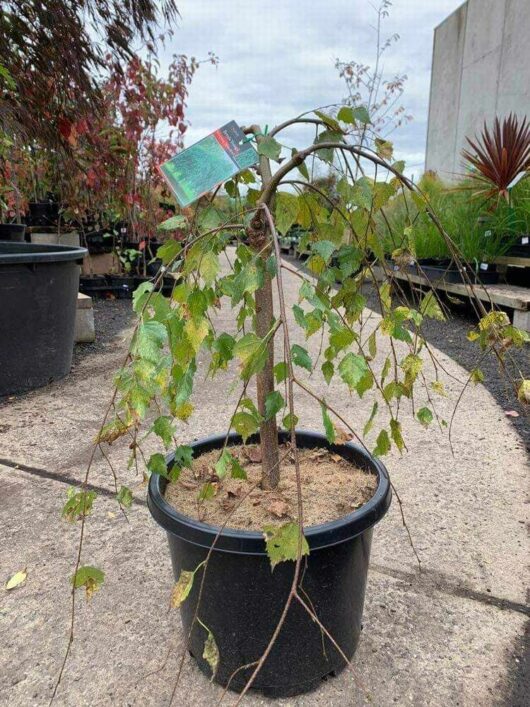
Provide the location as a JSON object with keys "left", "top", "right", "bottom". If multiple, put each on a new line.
{"left": 0, "top": 254, "right": 528, "bottom": 706}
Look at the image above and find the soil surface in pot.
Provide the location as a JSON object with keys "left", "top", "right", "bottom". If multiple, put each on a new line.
{"left": 164, "top": 443, "right": 377, "bottom": 529}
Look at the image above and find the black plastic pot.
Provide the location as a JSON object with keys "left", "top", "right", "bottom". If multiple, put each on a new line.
{"left": 0, "top": 241, "right": 87, "bottom": 396}
{"left": 0, "top": 223, "right": 26, "bottom": 242}
{"left": 84, "top": 231, "right": 115, "bottom": 255}
{"left": 148, "top": 430, "right": 391, "bottom": 698}
{"left": 107, "top": 275, "right": 135, "bottom": 298}
{"left": 505, "top": 235, "right": 530, "bottom": 258}
{"left": 28, "top": 200, "right": 59, "bottom": 227}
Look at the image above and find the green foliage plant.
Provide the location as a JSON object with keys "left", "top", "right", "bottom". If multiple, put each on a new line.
{"left": 56, "top": 104, "right": 530, "bottom": 700}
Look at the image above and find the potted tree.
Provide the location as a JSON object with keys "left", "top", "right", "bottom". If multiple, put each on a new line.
{"left": 63, "top": 107, "right": 530, "bottom": 701}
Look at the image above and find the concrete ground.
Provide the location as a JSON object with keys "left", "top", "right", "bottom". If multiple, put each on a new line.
{"left": 0, "top": 255, "right": 528, "bottom": 707}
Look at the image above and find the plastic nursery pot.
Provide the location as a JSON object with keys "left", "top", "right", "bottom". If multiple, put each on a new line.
{"left": 108, "top": 275, "right": 135, "bottom": 299}
{"left": 148, "top": 429, "right": 391, "bottom": 698}
{"left": 0, "top": 223, "right": 26, "bottom": 242}
{"left": 0, "top": 241, "right": 87, "bottom": 396}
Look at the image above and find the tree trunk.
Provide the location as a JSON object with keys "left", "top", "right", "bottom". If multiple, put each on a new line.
{"left": 247, "top": 131, "right": 280, "bottom": 489}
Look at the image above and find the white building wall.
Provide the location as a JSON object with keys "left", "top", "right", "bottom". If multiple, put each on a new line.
{"left": 425, "top": 0, "right": 530, "bottom": 180}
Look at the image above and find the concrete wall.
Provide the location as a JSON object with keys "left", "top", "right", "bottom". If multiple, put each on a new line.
{"left": 425, "top": 0, "right": 530, "bottom": 180}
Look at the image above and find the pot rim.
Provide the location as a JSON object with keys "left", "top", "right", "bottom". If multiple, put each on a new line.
{"left": 0, "top": 241, "right": 87, "bottom": 264}
{"left": 148, "top": 429, "right": 391, "bottom": 555}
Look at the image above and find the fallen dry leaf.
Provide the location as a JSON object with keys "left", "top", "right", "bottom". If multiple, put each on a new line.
{"left": 335, "top": 426, "right": 353, "bottom": 444}
{"left": 179, "top": 479, "right": 199, "bottom": 491}
{"left": 5, "top": 569, "right": 27, "bottom": 591}
{"left": 266, "top": 498, "right": 291, "bottom": 518}
{"left": 243, "top": 446, "right": 262, "bottom": 463}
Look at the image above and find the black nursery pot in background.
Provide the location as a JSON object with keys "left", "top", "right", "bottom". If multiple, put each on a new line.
{"left": 148, "top": 430, "right": 391, "bottom": 698}
{"left": 0, "top": 223, "right": 26, "bottom": 242}
{"left": 0, "top": 241, "right": 87, "bottom": 396}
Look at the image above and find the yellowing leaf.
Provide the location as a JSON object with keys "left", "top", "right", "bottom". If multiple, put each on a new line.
{"left": 263, "top": 522, "right": 309, "bottom": 570}
{"left": 203, "top": 629, "right": 219, "bottom": 679}
{"left": 71, "top": 566, "right": 104, "bottom": 600}
{"left": 5, "top": 569, "right": 27, "bottom": 591}
{"left": 170, "top": 570, "right": 194, "bottom": 608}
{"left": 518, "top": 380, "right": 530, "bottom": 404}
{"left": 184, "top": 318, "right": 209, "bottom": 354}
{"left": 431, "top": 380, "right": 447, "bottom": 396}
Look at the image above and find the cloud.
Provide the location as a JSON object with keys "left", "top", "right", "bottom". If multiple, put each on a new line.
{"left": 160, "top": 0, "right": 463, "bottom": 175}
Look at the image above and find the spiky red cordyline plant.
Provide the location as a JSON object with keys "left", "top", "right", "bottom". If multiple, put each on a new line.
{"left": 461, "top": 113, "right": 530, "bottom": 202}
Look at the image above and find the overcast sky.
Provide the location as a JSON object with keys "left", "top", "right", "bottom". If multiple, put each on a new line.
{"left": 160, "top": 0, "right": 463, "bottom": 179}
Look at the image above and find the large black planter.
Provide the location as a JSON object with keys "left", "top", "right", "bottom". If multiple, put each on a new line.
{"left": 0, "top": 242, "right": 87, "bottom": 396}
{"left": 148, "top": 430, "right": 391, "bottom": 698}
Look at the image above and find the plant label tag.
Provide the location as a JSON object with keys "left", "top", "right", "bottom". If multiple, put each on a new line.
{"left": 158, "top": 121, "right": 259, "bottom": 207}
{"left": 480, "top": 263, "right": 489, "bottom": 271}
{"left": 521, "top": 236, "right": 529, "bottom": 245}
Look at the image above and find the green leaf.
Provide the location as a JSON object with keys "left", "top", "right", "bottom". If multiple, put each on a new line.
{"left": 234, "top": 333, "right": 269, "bottom": 381}
{"left": 274, "top": 361, "right": 288, "bottom": 384}
{"left": 337, "top": 106, "right": 355, "bottom": 124}
{"left": 367, "top": 331, "right": 377, "bottom": 359}
{"left": 337, "top": 105, "right": 370, "bottom": 125}
{"left": 322, "top": 360, "right": 334, "bottom": 385}
{"left": 170, "top": 569, "right": 194, "bottom": 608}
{"left": 135, "top": 321, "right": 167, "bottom": 363}
{"left": 71, "top": 566, "right": 104, "bottom": 599}
{"left": 470, "top": 368, "right": 484, "bottom": 385}
{"left": 282, "top": 412, "right": 299, "bottom": 430}
{"left": 232, "top": 412, "right": 259, "bottom": 442}
{"left": 356, "top": 370, "right": 374, "bottom": 398}
{"left": 390, "top": 419, "right": 405, "bottom": 452}
{"left": 157, "top": 239, "right": 182, "bottom": 266}
{"left": 132, "top": 281, "right": 154, "bottom": 313}
{"left": 198, "top": 482, "right": 216, "bottom": 501}
{"left": 314, "top": 109, "right": 342, "bottom": 132}
{"left": 263, "top": 522, "right": 309, "bottom": 570}
{"left": 321, "top": 404, "right": 335, "bottom": 444}
{"left": 330, "top": 326, "right": 354, "bottom": 352}
{"left": 199, "top": 251, "right": 219, "bottom": 285}
{"left": 363, "top": 402, "right": 378, "bottom": 437}
{"left": 373, "top": 429, "right": 391, "bottom": 457}
{"left": 275, "top": 192, "right": 300, "bottom": 236}
{"left": 62, "top": 488, "right": 97, "bottom": 523}
{"left": 291, "top": 344, "right": 312, "bottom": 372}
{"left": 314, "top": 128, "right": 343, "bottom": 163}
{"left": 353, "top": 106, "right": 371, "bottom": 124}
{"left": 257, "top": 135, "right": 282, "bottom": 161}
{"left": 174, "top": 445, "right": 194, "bottom": 472}
{"left": 203, "top": 629, "right": 219, "bottom": 678}
{"left": 265, "top": 390, "right": 284, "bottom": 420}
{"left": 230, "top": 261, "right": 264, "bottom": 304}
{"left": 214, "top": 450, "right": 247, "bottom": 480}
{"left": 292, "top": 304, "right": 307, "bottom": 329}
{"left": 312, "top": 240, "right": 336, "bottom": 263}
{"left": 157, "top": 214, "right": 188, "bottom": 231}
{"left": 417, "top": 407, "right": 433, "bottom": 428}
{"left": 338, "top": 352, "right": 369, "bottom": 390}
{"left": 420, "top": 292, "right": 445, "bottom": 321}
{"left": 291, "top": 148, "right": 309, "bottom": 180}
{"left": 116, "top": 486, "right": 133, "bottom": 508}
{"left": 153, "top": 416, "right": 175, "bottom": 448}
{"left": 147, "top": 453, "right": 168, "bottom": 477}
